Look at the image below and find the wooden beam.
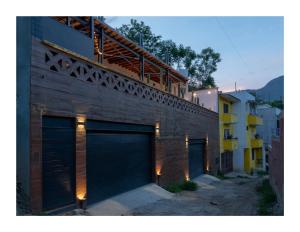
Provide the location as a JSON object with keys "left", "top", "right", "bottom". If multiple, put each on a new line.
{"left": 99, "top": 27, "right": 104, "bottom": 64}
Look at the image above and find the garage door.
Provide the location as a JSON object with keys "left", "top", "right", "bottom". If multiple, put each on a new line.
{"left": 188, "top": 139, "right": 205, "bottom": 179}
{"left": 86, "top": 120, "right": 154, "bottom": 205}
{"left": 42, "top": 116, "right": 76, "bottom": 211}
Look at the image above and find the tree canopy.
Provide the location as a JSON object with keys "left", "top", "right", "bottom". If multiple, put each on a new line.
{"left": 116, "top": 19, "right": 221, "bottom": 89}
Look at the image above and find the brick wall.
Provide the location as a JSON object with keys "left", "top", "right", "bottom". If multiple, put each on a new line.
{"left": 29, "top": 38, "right": 219, "bottom": 212}
{"left": 269, "top": 112, "right": 284, "bottom": 209}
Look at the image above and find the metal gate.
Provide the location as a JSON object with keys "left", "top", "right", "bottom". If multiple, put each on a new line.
{"left": 42, "top": 116, "right": 76, "bottom": 211}
{"left": 188, "top": 139, "right": 205, "bottom": 179}
{"left": 86, "top": 120, "right": 154, "bottom": 205}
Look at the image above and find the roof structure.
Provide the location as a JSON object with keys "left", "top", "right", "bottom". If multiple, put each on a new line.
{"left": 53, "top": 16, "right": 188, "bottom": 85}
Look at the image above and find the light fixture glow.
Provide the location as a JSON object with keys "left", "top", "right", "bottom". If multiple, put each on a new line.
{"left": 208, "top": 91, "right": 211, "bottom": 94}
{"left": 185, "top": 175, "right": 190, "bottom": 181}
{"left": 155, "top": 122, "right": 160, "bottom": 137}
{"left": 76, "top": 117, "right": 86, "bottom": 129}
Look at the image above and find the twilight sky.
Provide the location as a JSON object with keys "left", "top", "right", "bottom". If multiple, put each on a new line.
{"left": 106, "top": 16, "right": 284, "bottom": 91}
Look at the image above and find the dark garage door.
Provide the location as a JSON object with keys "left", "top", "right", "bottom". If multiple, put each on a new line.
{"left": 188, "top": 139, "right": 205, "bottom": 179}
{"left": 42, "top": 116, "right": 76, "bottom": 211}
{"left": 86, "top": 120, "right": 153, "bottom": 205}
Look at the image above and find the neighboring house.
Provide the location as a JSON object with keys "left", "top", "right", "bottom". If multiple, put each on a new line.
{"left": 185, "top": 88, "right": 265, "bottom": 174}
{"left": 17, "top": 17, "right": 219, "bottom": 214}
{"left": 218, "top": 93, "right": 240, "bottom": 173}
{"left": 184, "top": 88, "right": 219, "bottom": 112}
{"left": 185, "top": 88, "right": 265, "bottom": 173}
{"left": 269, "top": 111, "right": 284, "bottom": 211}
{"left": 256, "top": 104, "right": 281, "bottom": 171}
{"left": 229, "top": 90, "right": 265, "bottom": 173}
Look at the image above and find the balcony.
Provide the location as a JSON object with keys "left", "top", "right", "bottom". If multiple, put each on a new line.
{"left": 251, "top": 139, "right": 263, "bottom": 148}
{"left": 221, "top": 113, "right": 237, "bottom": 124}
{"left": 223, "top": 139, "right": 238, "bottom": 151}
{"left": 247, "top": 114, "right": 263, "bottom": 126}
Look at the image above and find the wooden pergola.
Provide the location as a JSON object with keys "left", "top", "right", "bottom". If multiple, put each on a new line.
{"left": 53, "top": 16, "right": 188, "bottom": 96}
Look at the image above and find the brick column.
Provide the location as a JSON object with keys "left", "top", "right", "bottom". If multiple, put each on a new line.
{"left": 30, "top": 104, "right": 43, "bottom": 214}
{"left": 75, "top": 116, "right": 87, "bottom": 206}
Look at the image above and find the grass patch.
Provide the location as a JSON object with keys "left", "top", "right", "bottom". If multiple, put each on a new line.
{"left": 216, "top": 172, "right": 234, "bottom": 180}
{"left": 256, "top": 170, "right": 268, "bottom": 177}
{"left": 237, "top": 175, "right": 250, "bottom": 179}
{"left": 256, "top": 179, "right": 277, "bottom": 215}
{"left": 181, "top": 180, "right": 198, "bottom": 191}
{"left": 165, "top": 181, "right": 198, "bottom": 193}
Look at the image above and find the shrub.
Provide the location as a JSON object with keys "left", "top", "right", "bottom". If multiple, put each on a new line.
{"left": 165, "top": 181, "right": 198, "bottom": 193}
{"left": 181, "top": 181, "right": 198, "bottom": 191}
{"left": 256, "top": 179, "right": 277, "bottom": 215}
{"left": 166, "top": 183, "right": 182, "bottom": 193}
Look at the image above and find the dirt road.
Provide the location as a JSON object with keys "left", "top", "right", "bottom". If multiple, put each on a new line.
{"left": 127, "top": 175, "right": 261, "bottom": 216}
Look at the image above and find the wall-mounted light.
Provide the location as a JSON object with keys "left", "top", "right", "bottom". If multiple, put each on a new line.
{"left": 185, "top": 174, "right": 190, "bottom": 182}
{"left": 77, "top": 193, "right": 87, "bottom": 210}
{"left": 193, "top": 92, "right": 197, "bottom": 97}
{"left": 155, "top": 122, "right": 160, "bottom": 137}
{"left": 208, "top": 91, "right": 211, "bottom": 95}
{"left": 156, "top": 170, "right": 161, "bottom": 186}
{"left": 76, "top": 117, "right": 86, "bottom": 130}
{"left": 185, "top": 135, "right": 189, "bottom": 148}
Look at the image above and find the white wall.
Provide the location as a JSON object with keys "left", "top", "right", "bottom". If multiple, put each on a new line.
{"left": 228, "top": 91, "right": 255, "bottom": 171}
{"left": 185, "top": 88, "right": 218, "bottom": 112}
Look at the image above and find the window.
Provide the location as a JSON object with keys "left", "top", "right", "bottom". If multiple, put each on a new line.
{"left": 224, "top": 129, "right": 230, "bottom": 139}
{"left": 223, "top": 103, "right": 229, "bottom": 113}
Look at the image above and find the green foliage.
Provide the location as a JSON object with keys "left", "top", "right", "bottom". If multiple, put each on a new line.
{"left": 270, "top": 100, "right": 284, "bottom": 110}
{"left": 166, "top": 183, "right": 183, "bottom": 193}
{"left": 256, "top": 170, "right": 268, "bottom": 177}
{"left": 117, "top": 19, "right": 162, "bottom": 55}
{"left": 181, "top": 181, "right": 198, "bottom": 191}
{"left": 116, "top": 19, "right": 221, "bottom": 89}
{"left": 165, "top": 181, "right": 198, "bottom": 193}
{"left": 256, "top": 179, "right": 277, "bottom": 215}
{"left": 216, "top": 172, "right": 233, "bottom": 180}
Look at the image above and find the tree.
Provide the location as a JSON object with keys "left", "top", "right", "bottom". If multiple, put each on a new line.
{"left": 189, "top": 47, "right": 221, "bottom": 89}
{"left": 116, "top": 19, "right": 221, "bottom": 89}
{"left": 117, "top": 19, "right": 162, "bottom": 55}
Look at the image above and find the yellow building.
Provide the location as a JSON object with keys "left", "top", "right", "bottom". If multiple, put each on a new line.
{"left": 244, "top": 102, "right": 264, "bottom": 173}
{"left": 218, "top": 93, "right": 240, "bottom": 173}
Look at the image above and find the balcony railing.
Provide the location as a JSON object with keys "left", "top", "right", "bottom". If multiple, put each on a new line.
{"left": 251, "top": 139, "right": 263, "bottom": 148}
{"left": 221, "top": 113, "right": 237, "bottom": 124}
{"left": 223, "top": 139, "right": 238, "bottom": 151}
{"left": 247, "top": 114, "right": 263, "bottom": 126}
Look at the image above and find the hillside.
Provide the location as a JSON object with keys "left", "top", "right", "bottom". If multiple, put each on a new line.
{"left": 249, "top": 75, "right": 284, "bottom": 102}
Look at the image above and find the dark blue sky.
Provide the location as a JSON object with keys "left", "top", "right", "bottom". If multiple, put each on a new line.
{"left": 107, "top": 16, "right": 283, "bottom": 91}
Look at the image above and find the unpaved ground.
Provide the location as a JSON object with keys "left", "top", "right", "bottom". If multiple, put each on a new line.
{"left": 127, "top": 176, "right": 262, "bottom": 216}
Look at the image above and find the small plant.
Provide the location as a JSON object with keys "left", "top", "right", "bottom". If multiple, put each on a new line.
{"left": 181, "top": 181, "right": 198, "bottom": 191}
{"left": 256, "top": 179, "right": 277, "bottom": 215}
{"left": 237, "top": 175, "right": 250, "bottom": 179}
{"left": 165, "top": 181, "right": 198, "bottom": 193}
{"left": 166, "top": 183, "right": 182, "bottom": 193}
{"left": 256, "top": 170, "right": 268, "bottom": 177}
{"left": 216, "top": 172, "right": 233, "bottom": 180}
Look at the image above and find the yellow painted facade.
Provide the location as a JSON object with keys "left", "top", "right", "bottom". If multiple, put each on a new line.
{"left": 219, "top": 96, "right": 238, "bottom": 154}
{"left": 244, "top": 113, "right": 264, "bottom": 173}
